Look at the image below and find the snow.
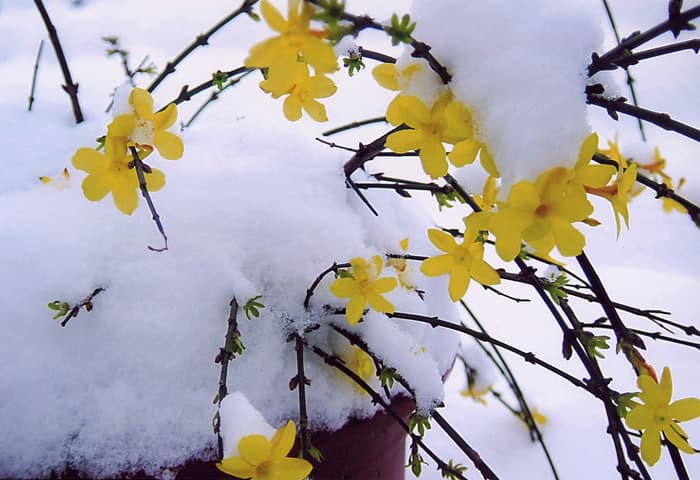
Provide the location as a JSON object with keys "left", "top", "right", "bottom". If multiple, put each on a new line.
{"left": 0, "top": 0, "right": 698, "bottom": 479}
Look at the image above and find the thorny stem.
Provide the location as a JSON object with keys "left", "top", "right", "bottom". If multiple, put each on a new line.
{"left": 33, "top": 0, "right": 84, "bottom": 123}
{"left": 28, "top": 40, "right": 45, "bottom": 112}
{"left": 59, "top": 287, "right": 105, "bottom": 327}
{"left": 294, "top": 336, "right": 311, "bottom": 460}
{"left": 214, "top": 297, "right": 240, "bottom": 460}
{"left": 601, "top": 0, "right": 646, "bottom": 140}
{"left": 128, "top": 147, "right": 168, "bottom": 252}
{"left": 182, "top": 69, "right": 254, "bottom": 129}
{"left": 303, "top": 262, "right": 350, "bottom": 310}
{"left": 432, "top": 412, "right": 499, "bottom": 480}
{"left": 298, "top": 335, "right": 469, "bottom": 480}
{"left": 608, "top": 39, "right": 700, "bottom": 69}
{"left": 167, "top": 66, "right": 252, "bottom": 107}
{"left": 587, "top": 94, "right": 700, "bottom": 143}
{"left": 147, "top": 0, "right": 259, "bottom": 93}
{"left": 386, "top": 311, "right": 593, "bottom": 394}
{"left": 322, "top": 116, "right": 388, "bottom": 137}
{"left": 589, "top": 4, "right": 700, "bottom": 73}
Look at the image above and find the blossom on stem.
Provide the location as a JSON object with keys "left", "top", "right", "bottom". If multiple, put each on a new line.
{"left": 488, "top": 167, "right": 593, "bottom": 261}
{"left": 662, "top": 178, "right": 687, "bottom": 214}
{"left": 625, "top": 367, "right": 700, "bottom": 466}
{"left": 217, "top": 420, "right": 313, "bottom": 480}
{"left": 108, "top": 88, "right": 183, "bottom": 160}
{"left": 71, "top": 137, "right": 165, "bottom": 215}
{"left": 384, "top": 93, "right": 476, "bottom": 179}
{"left": 386, "top": 238, "right": 416, "bottom": 291}
{"left": 420, "top": 222, "right": 500, "bottom": 302}
{"left": 585, "top": 163, "right": 637, "bottom": 236}
{"left": 372, "top": 61, "right": 423, "bottom": 92}
{"left": 329, "top": 256, "right": 397, "bottom": 326}
{"left": 260, "top": 62, "right": 336, "bottom": 122}
{"left": 245, "top": 0, "right": 337, "bottom": 74}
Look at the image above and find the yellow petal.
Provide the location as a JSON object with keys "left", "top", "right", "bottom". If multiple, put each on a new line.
{"left": 372, "top": 277, "right": 397, "bottom": 294}
{"left": 302, "top": 98, "right": 328, "bottom": 122}
{"left": 152, "top": 103, "right": 178, "bottom": 131}
{"left": 299, "top": 37, "right": 338, "bottom": 74}
{"left": 386, "top": 95, "right": 429, "bottom": 128}
{"left": 245, "top": 37, "right": 285, "bottom": 68}
{"left": 72, "top": 148, "right": 104, "bottom": 173}
{"left": 577, "top": 164, "right": 615, "bottom": 188}
{"left": 576, "top": 132, "right": 598, "bottom": 169}
{"left": 640, "top": 426, "right": 662, "bottom": 466}
{"left": 238, "top": 434, "right": 271, "bottom": 466}
{"left": 663, "top": 423, "right": 695, "bottom": 454}
{"left": 111, "top": 182, "right": 138, "bottom": 215}
{"left": 345, "top": 295, "right": 366, "bottom": 326}
{"left": 81, "top": 174, "right": 111, "bottom": 202}
{"left": 372, "top": 63, "right": 399, "bottom": 91}
{"left": 669, "top": 398, "right": 700, "bottom": 422}
{"left": 419, "top": 138, "right": 447, "bottom": 179}
{"left": 270, "top": 420, "right": 295, "bottom": 462}
{"left": 442, "top": 101, "right": 473, "bottom": 141}
{"left": 308, "top": 75, "right": 337, "bottom": 98}
{"left": 154, "top": 131, "right": 184, "bottom": 160}
{"left": 283, "top": 95, "right": 303, "bottom": 121}
{"left": 549, "top": 217, "right": 585, "bottom": 257}
{"left": 129, "top": 88, "right": 154, "bottom": 118}
{"left": 367, "top": 293, "right": 394, "bottom": 314}
{"left": 470, "top": 259, "right": 500, "bottom": 286}
{"left": 659, "top": 367, "right": 673, "bottom": 407}
{"left": 144, "top": 167, "right": 166, "bottom": 192}
{"left": 479, "top": 146, "right": 500, "bottom": 178}
{"left": 420, "top": 254, "right": 453, "bottom": 277}
{"left": 626, "top": 405, "right": 653, "bottom": 430}
{"left": 274, "top": 457, "right": 314, "bottom": 480}
{"left": 448, "top": 140, "right": 479, "bottom": 167}
{"left": 385, "top": 129, "right": 422, "bottom": 153}
{"left": 108, "top": 114, "right": 136, "bottom": 137}
{"left": 216, "top": 456, "right": 256, "bottom": 478}
{"left": 427, "top": 229, "right": 457, "bottom": 253}
{"left": 329, "top": 278, "right": 356, "bottom": 298}
{"left": 448, "top": 264, "right": 470, "bottom": 301}
{"left": 260, "top": 0, "right": 286, "bottom": 33}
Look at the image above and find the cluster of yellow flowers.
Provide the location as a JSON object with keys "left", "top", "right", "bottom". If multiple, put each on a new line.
{"left": 245, "top": 0, "right": 338, "bottom": 122}
{"left": 71, "top": 88, "right": 183, "bottom": 215}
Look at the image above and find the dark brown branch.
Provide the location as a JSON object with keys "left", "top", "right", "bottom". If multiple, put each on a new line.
{"left": 28, "top": 39, "right": 45, "bottom": 112}
{"left": 587, "top": 94, "right": 700, "bottom": 143}
{"left": 303, "top": 262, "right": 350, "bottom": 310}
{"left": 358, "top": 47, "right": 396, "bottom": 64}
{"left": 58, "top": 287, "right": 105, "bottom": 327}
{"left": 167, "top": 66, "right": 251, "bottom": 107}
{"left": 128, "top": 147, "right": 168, "bottom": 252}
{"left": 147, "top": 0, "right": 259, "bottom": 93}
{"left": 33, "top": 0, "right": 84, "bottom": 123}
{"left": 610, "top": 39, "right": 700, "bottom": 68}
{"left": 322, "top": 116, "right": 388, "bottom": 137}
{"left": 214, "top": 297, "right": 241, "bottom": 460}
{"left": 589, "top": 4, "right": 700, "bottom": 73}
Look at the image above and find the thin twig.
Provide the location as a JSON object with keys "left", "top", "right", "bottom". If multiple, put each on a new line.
{"left": 182, "top": 69, "right": 254, "bottom": 129}
{"left": 214, "top": 297, "right": 241, "bottom": 460}
{"left": 303, "top": 262, "right": 350, "bottom": 310}
{"left": 58, "top": 287, "right": 105, "bottom": 327}
{"left": 28, "top": 39, "right": 45, "bottom": 111}
{"left": 128, "top": 147, "right": 168, "bottom": 252}
{"left": 294, "top": 337, "right": 311, "bottom": 460}
{"left": 147, "top": 0, "right": 259, "bottom": 93}
{"left": 166, "top": 66, "right": 252, "bottom": 107}
{"left": 322, "top": 116, "right": 387, "bottom": 137}
{"left": 33, "top": 0, "right": 84, "bottom": 123}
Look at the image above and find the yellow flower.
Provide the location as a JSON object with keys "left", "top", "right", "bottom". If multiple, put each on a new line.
{"left": 217, "top": 420, "right": 313, "bottom": 480}
{"left": 329, "top": 256, "right": 397, "bottom": 326}
{"left": 626, "top": 367, "right": 700, "bottom": 466}
{"left": 371, "top": 61, "right": 423, "bottom": 91}
{"left": 472, "top": 176, "right": 499, "bottom": 212}
{"left": 448, "top": 140, "right": 500, "bottom": 178}
{"left": 386, "top": 238, "right": 415, "bottom": 291}
{"left": 638, "top": 146, "right": 671, "bottom": 182}
{"left": 585, "top": 163, "right": 637, "bottom": 236}
{"left": 39, "top": 168, "right": 71, "bottom": 188}
{"left": 517, "top": 407, "right": 547, "bottom": 427}
{"left": 71, "top": 136, "right": 165, "bottom": 215}
{"left": 420, "top": 223, "right": 500, "bottom": 302}
{"left": 570, "top": 133, "right": 616, "bottom": 191}
{"left": 598, "top": 133, "right": 627, "bottom": 169}
{"left": 460, "top": 384, "right": 490, "bottom": 406}
{"left": 108, "top": 88, "right": 183, "bottom": 160}
{"left": 662, "top": 178, "right": 687, "bottom": 214}
{"left": 385, "top": 93, "right": 475, "bottom": 179}
{"left": 245, "top": 0, "right": 337, "bottom": 74}
{"left": 489, "top": 167, "right": 593, "bottom": 261}
{"left": 260, "top": 62, "right": 336, "bottom": 122}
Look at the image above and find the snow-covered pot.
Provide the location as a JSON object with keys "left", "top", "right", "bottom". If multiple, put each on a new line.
{"left": 302, "top": 395, "right": 415, "bottom": 480}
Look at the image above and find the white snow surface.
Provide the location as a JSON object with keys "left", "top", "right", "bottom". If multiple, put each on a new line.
{"left": 0, "top": 0, "right": 699, "bottom": 479}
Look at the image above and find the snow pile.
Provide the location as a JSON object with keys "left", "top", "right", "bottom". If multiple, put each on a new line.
{"left": 410, "top": 0, "right": 605, "bottom": 190}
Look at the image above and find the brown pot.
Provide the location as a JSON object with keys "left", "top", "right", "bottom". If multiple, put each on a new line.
{"left": 175, "top": 395, "right": 415, "bottom": 480}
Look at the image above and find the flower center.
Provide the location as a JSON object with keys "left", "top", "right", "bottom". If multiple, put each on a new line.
{"left": 132, "top": 119, "right": 155, "bottom": 146}
{"left": 256, "top": 460, "right": 275, "bottom": 480}
{"left": 534, "top": 204, "right": 551, "bottom": 218}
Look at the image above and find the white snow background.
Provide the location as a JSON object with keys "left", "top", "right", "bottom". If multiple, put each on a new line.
{"left": 0, "top": 0, "right": 698, "bottom": 479}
